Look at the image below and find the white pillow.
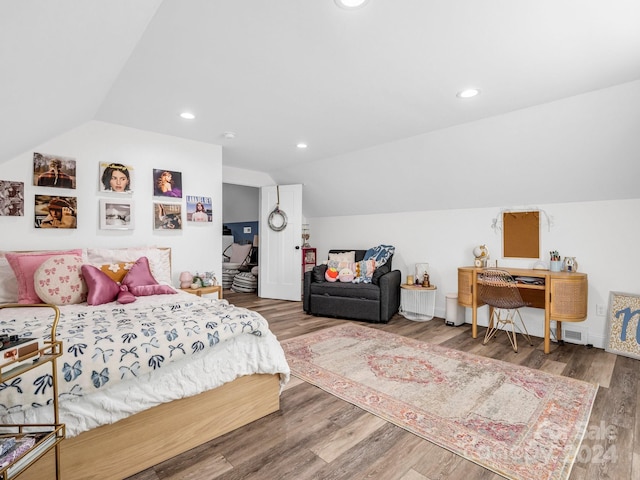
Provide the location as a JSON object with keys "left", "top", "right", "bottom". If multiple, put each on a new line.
{"left": 0, "top": 253, "right": 19, "bottom": 303}
{"left": 328, "top": 251, "right": 356, "bottom": 263}
{"left": 86, "top": 247, "right": 172, "bottom": 285}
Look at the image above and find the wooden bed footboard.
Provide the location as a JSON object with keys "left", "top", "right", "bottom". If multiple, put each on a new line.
{"left": 20, "top": 373, "right": 281, "bottom": 480}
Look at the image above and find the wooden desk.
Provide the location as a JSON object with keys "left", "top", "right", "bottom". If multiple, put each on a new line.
{"left": 458, "top": 267, "right": 588, "bottom": 354}
{"left": 180, "top": 285, "right": 222, "bottom": 299}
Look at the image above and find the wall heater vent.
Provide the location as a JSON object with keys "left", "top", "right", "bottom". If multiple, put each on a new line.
{"left": 562, "top": 325, "right": 588, "bottom": 345}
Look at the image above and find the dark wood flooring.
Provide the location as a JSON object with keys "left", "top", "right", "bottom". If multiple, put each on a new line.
{"left": 127, "top": 291, "right": 638, "bottom": 480}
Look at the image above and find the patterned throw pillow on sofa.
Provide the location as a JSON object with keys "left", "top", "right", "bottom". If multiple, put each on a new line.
{"left": 364, "top": 245, "right": 395, "bottom": 267}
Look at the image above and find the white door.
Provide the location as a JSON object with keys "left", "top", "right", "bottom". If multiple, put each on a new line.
{"left": 259, "top": 184, "right": 303, "bottom": 301}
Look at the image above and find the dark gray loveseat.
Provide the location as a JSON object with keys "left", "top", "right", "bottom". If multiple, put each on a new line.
{"left": 303, "top": 249, "right": 401, "bottom": 323}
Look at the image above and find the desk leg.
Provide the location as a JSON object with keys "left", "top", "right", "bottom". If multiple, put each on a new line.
{"left": 556, "top": 321, "right": 562, "bottom": 342}
{"left": 472, "top": 304, "right": 478, "bottom": 338}
{"left": 544, "top": 290, "right": 551, "bottom": 354}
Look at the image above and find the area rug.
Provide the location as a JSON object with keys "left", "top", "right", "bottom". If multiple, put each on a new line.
{"left": 281, "top": 324, "right": 598, "bottom": 480}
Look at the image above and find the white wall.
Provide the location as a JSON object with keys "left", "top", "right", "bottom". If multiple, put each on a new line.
{"left": 0, "top": 120, "right": 223, "bottom": 286}
{"left": 308, "top": 198, "right": 640, "bottom": 349}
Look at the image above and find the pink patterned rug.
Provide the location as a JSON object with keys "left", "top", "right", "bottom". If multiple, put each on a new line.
{"left": 281, "top": 324, "right": 598, "bottom": 480}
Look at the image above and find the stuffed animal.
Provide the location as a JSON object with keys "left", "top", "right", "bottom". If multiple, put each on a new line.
{"left": 325, "top": 267, "right": 339, "bottom": 282}
{"left": 338, "top": 267, "right": 354, "bottom": 283}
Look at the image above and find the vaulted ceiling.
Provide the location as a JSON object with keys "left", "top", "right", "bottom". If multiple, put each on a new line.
{"left": 2, "top": 1, "right": 639, "bottom": 216}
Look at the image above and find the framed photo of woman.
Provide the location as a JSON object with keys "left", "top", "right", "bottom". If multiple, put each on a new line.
{"left": 153, "top": 169, "right": 182, "bottom": 198}
{"left": 186, "top": 195, "right": 212, "bottom": 222}
{"left": 99, "top": 162, "right": 133, "bottom": 194}
{"left": 100, "top": 199, "right": 134, "bottom": 230}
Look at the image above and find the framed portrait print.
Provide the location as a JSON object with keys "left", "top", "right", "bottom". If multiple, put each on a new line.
{"left": 153, "top": 169, "right": 182, "bottom": 198}
{"left": 100, "top": 199, "right": 134, "bottom": 230}
{"left": 35, "top": 195, "right": 77, "bottom": 229}
{"left": 154, "top": 202, "right": 182, "bottom": 230}
{"left": 99, "top": 162, "right": 133, "bottom": 194}
{"left": 605, "top": 291, "right": 640, "bottom": 359}
{"left": 186, "top": 195, "right": 212, "bottom": 222}
{"left": 33, "top": 152, "right": 77, "bottom": 189}
{"left": 0, "top": 180, "right": 24, "bottom": 216}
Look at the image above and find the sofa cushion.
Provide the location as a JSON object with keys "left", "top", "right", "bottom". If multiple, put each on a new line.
{"left": 310, "top": 282, "right": 380, "bottom": 301}
{"left": 313, "top": 264, "right": 327, "bottom": 282}
{"left": 364, "top": 245, "right": 395, "bottom": 267}
{"left": 328, "top": 251, "right": 355, "bottom": 262}
{"left": 371, "top": 263, "right": 391, "bottom": 285}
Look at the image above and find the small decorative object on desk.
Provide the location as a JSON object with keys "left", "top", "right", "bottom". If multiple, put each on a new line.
{"left": 549, "top": 250, "right": 562, "bottom": 272}
{"left": 563, "top": 256, "right": 578, "bottom": 272}
{"left": 473, "top": 245, "right": 489, "bottom": 268}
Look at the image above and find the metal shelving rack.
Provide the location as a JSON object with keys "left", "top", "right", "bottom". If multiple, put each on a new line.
{"left": 0, "top": 304, "right": 64, "bottom": 480}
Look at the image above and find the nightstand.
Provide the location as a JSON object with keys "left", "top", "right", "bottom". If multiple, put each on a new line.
{"left": 399, "top": 284, "right": 437, "bottom": 321}
{"left": 180, "top": 285, "right": 223, "bottom": 299}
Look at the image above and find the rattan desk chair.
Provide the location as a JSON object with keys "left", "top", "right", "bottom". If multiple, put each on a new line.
{"left": 477, "top": 268, "right": 533, "bottom": 353}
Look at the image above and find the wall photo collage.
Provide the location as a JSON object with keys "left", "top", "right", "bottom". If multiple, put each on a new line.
{"left": 0, "top": 153, "right": 213, "bottom": 232}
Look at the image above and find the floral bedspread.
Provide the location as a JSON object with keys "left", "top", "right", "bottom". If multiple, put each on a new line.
{"left": 0, "top": 295, "right": 270, "bottom": 415}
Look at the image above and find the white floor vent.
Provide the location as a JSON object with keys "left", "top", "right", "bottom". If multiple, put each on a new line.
{"left": 561, "top": 325, "right": 588, "bottom": 345}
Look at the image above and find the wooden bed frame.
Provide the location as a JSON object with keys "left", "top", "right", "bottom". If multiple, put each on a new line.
{"left": 22, "top": 373, "right": 281, "bottom": 480}
{"left": 5, "top": 247, "right": 283, "bottom": 479}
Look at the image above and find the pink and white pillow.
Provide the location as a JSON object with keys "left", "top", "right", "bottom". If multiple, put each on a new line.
{"left": 6, "top": 249, "right": 83, "bottom": 303}
{"left": 34, "top": 255, "right": 88, "bottom": 305}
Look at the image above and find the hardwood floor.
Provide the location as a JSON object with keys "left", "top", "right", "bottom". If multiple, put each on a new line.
{"left": 127, "top": 291, "right": 638, "bottom": 480}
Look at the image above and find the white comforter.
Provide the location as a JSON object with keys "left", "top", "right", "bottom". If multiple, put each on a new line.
{"left": 0, "top": 292, "right": 290, "bottom": 437}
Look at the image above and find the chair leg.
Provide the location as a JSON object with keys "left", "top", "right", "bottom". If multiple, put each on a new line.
{"left": 483, "top": 308, "right": 532, "bottom": 353}
{"left": 513, "top": 310, "right": 533, "bottom": 346}
{"left": 483, "top": 310, "right": 500, "bottom": 345}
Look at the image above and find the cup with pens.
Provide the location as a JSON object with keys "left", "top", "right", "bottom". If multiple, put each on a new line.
{"left": 549, "top": 251, "right": 562, "bottom": 272}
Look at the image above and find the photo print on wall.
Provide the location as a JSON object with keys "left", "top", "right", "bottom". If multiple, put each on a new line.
{"left": 35, "top": 195, "right": 77, "bottom": 229}
{"left": 186, "top": 195, "right": 212, "bottom": 222}
{"left": 99, "top": 162, "right": 133, "bottom": 194}
{"left": 154, "top": 202, "right": 182, "bottom": 230}
{"left": 33, "top": 152, "right": 76, "bottom": 189}
{"left": 153, "top": 169, "right": 182, "bottom": 198}
{"left": 0, "top": 180, "right": 24, "bottom": 216}
{"left": 100, "top": 199, "right": 134, "bottom": 230}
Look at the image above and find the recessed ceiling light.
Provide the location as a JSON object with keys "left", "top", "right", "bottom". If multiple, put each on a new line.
{"left": 335, "top": 0, "right": 369, "bottom": 10}
{"left": 456, "top": 89, "right": 480, "bottom": 99}
{"left": 180, "top": 112, "right": 195, "bottom": 119}
{"left": 296, "top": 143, "right": 308, "bottom": 149}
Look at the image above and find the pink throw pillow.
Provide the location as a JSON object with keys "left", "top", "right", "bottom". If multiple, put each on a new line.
{"left": 82, "top": 265, "right": 122, "bottom": 306}
{"left": 82, "top": 257, "right": 176, "bottom": 305}
{"left": 121, "top": 257, "right": 176, "bottom": 296}
{"left": 6, "top": 249, "right": 83, "bottom": 303}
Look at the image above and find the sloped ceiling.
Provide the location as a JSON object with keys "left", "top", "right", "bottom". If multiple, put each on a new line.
{"left": 2, "top": 0, "right": 639, "bottom": 216}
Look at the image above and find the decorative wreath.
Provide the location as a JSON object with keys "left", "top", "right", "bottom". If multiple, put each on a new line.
{"left": 268, "top": 186, "right": 288, "bottom": 232}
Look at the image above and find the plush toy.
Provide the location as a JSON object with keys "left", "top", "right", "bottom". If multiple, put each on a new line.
{"left": 338, "top": 267, "right": 354, "bottom": 283}
{"left": 325, "top": 267, "right": 339, "bottom": 282}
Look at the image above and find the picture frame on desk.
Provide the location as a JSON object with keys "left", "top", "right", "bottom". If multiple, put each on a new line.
{"left": 605, "top": 291, "right": 640, "bottom": 360}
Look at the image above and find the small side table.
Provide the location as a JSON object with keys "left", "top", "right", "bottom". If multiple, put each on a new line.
{"left": 399, "top": 284, "right": 437, "bottom": 321}
{"left": 180, "top": 285, "right": 223, "bottom": 299}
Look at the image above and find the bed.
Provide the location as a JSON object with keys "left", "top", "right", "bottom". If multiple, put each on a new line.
{"left": 0, "top": 247, "right": 290, "bottom": 480}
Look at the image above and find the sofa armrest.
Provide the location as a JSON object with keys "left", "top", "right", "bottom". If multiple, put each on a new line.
{"left": 303, "top": 270, "right": 314, "bottom": 312}
{"left": 379, "top": 269, "right": 401, "bottom": 322}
